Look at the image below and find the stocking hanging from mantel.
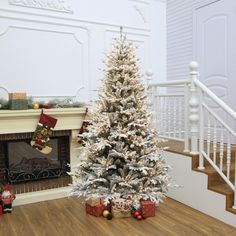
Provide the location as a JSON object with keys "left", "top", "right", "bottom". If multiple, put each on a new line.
{"left": 31, "top": 110, "right": 57, "bottom": 154}
{"left": 77, "top": 108, "right": 92, "bottom": 146}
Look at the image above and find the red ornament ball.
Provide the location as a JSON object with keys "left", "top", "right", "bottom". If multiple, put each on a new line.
{"left": 134, "top": 211, "right": 140, "bottom": 218}
{"left": 137, "top": 215, "right": 142, "bottom": 220}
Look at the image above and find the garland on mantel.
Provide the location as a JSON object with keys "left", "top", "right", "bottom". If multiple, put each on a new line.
{"left": 0, "top": 97, "right": 85, "bottom": 110}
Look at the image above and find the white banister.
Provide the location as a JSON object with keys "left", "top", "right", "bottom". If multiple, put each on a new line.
{"left": 189, "top": 61, "right": 199, "bottom": 155}
{"left": 150, "top": 79, "right": 190, "bottom": 87}
{"left": 194, "top": 78, "right": 236, "bottom": 120}
{"left": 149, "top": 61, "right": 236, "bottom": 209}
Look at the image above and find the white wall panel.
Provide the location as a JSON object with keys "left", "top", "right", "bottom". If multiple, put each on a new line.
{"left": 0, "top": 0, "right": 166, "bottom": 103}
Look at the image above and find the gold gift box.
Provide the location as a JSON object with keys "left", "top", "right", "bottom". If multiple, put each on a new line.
{"left": 86, "top": 198, "right": 101, "bottom": 206}
{"left": 9, "top": 93, "right": 27, "bottom": 100}
{"left": 112, "top": 209, "right": 131, "bottom": 218}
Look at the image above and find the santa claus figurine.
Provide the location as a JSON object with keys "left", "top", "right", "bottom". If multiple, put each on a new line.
{"left": 2, "top": 186, "right": 16, "bottom": 213}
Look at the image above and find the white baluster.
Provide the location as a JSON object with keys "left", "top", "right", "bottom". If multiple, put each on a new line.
{"left": 189, "top": 62, "right": 199, "bottom": 155}
{"left": 173, "top": 98, "right": 176, "bottom": 138}
{"left": 198, "top": 88, "right": 205, "bottom": 169}
{"left": 156, "top": 90, "right": 160, "bottom": 133}
{"left": 233, "top": 135, "right": 236, "bottom": 209}
{"left": 161, "top": 97, "right": 165, "bottom": 136}
{"left": 226, "top": 135, "right": 231, "bottom": 179}
{"left": 167, "top": 98, "right": 171, "bottom": 138}
{"left": 163, "top": 97, "right": 166, "bottom": 136}
{"left": 145, "top": 70, "right": 153, "bottom": 110}
{"left": 178, "top": 97, "right": 182, "bottom": 139}
{"left": 220, "top": 127, "right": 224, "bottom": 171}
{"left": 213, "top": 118, "right": 217, "bottom": 164}
{"left": 207, "top": 114, "right": 211, "bottom": 159}
{"left": 159, "top": 97, "right": 163, "bottom": 135}
{"left": 152, "top": 86, "right": 158, "bottom": 131}
{"left": 184, "top": 83, "right": 189, "bottom": 152}
{"left": 145, "top": 70, "right": 153, "bottom": 94}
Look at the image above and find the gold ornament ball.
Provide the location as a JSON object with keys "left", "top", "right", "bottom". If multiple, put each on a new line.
{"left": 33, "top": 103, "right": 39, "bottom": 109}
{"left": 103, "top": 210, "right": 110, "bottom": 218}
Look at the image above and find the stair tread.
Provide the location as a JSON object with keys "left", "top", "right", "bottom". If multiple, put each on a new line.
{"left": 209, "top": 183, "right": 234, "bottom": 194}
{"left": 228, "top": 208, "right": 236, "bottom": 214}
{"left": 198, "top": 165, "right": 235, "bottom": 174}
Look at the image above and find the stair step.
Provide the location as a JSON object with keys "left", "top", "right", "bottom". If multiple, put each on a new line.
{"left": 209, "top": 183, "right": 236, "bottom": 214}
{"left": 163, "top": 139, "right": 236, "bottom": 215}
{"left": 209, "top": 183, "right": 233, "bottom": 195}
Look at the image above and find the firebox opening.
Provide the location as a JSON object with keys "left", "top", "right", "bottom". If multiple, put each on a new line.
{"left": 5, "top": 136, "right": 70, "bottom": 184}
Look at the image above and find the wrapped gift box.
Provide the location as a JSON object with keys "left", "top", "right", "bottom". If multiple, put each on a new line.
{"left": 140, "top": 200, "right": 155, "bottom": 218}
{"left": 9, "top": 93, "right": 27, "bottom": 100}
{"left": 86, "top": 198, "right": 101, "bottom": 206}
{"left": 9, "top": 92, "right": 28, "bottom": 110}
{"left": 85, "top": 203, "right": 105, "bottom": 217}
{"left": 0, "top": 205, "right": 2, "bottom": 215}
{"left": 112, "top": 209, "right": 131, "bottom": 218}
{"left": 112, "top": 198, "right": 132, "bottom": 211}
{"left": 9, "top": 100, "right": 28, "bottom": 110}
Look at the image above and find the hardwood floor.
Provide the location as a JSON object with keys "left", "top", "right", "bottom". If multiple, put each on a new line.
{"left": 0, "top": 197, "right": 235, "bottom": 236}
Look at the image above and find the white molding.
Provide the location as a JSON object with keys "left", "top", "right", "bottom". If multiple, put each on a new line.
{"left": 14, "top": 186, "right": 72, "bottom": 206}
{"left": 8, "top": 0, "right": 73, "bottom": 14}
{"left": 150, "top": 0, "right": 166, "bottom": 3}
{"left": 129, "top": 0, "right": 149, "bottom": 5}
{"left": 7, "top": 25, "right": 83, "bottom": 44}
{"left": 133, "top": 5, "right": 147, "bottom": 23}
{"left": 195, "top": 0, "right": 221, "bottom": 10}
{"left": 0, "top": 16, "right": 90, "bottom": 98}
{"left": 0, "top": 108, "right": 86, "bottom": 134}
{"left": 0, "top": 7, "right": 150, "bottom": 32}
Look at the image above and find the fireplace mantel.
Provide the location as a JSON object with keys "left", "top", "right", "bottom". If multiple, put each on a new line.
{"left": 0, "top": 108, "right": 86, "bottom": 134}
{"left": 0, "top": 107, "right": 86, "bottom": 206}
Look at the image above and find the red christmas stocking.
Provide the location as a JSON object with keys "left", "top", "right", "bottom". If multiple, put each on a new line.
{"left": 31, "top": 111, "right": 57, "bottom": 154}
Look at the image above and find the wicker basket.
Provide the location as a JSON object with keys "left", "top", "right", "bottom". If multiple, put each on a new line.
{"left": 9, "top": 99, "right": 28, "bottom": 110}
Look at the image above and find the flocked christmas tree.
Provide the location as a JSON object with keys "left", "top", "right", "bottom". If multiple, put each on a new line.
{"left": 70, "top": 31, "right": 171, "bottom": 206}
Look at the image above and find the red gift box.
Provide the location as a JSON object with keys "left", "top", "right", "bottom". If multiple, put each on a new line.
{"left": 0, "top": 205, "right": 2, "bottom": 215}
{"left": 141, "top": 200, "right": 155, "bottom": 218}
{"left": 85, "top": 203, "right": 106, "bottom": 217}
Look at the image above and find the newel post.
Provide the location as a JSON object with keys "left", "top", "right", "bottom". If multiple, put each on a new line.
{"left": 145, "top": 70, "right": 153, "bottom": 107}
{"left": 189, "top": 62, "right": 199, "bottom": 155}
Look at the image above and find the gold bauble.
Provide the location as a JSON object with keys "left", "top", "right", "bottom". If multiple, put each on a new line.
{"left": 103, "top": 210, "right": 110, "bottom": 218}
{"left": 33, "top": 103, "right": 39, "bottom": 109}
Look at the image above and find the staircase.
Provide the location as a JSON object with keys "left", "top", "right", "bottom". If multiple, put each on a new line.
{"left": 161, "top": 140, "right": 236, "bottom": 215}
{"left": 147, "top": 61, "right": 236, "bottom": 219}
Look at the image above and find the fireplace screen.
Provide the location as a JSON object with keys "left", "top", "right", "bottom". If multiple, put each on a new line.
{"left": 6, "top": 138, "right": 68, "bottom": 183}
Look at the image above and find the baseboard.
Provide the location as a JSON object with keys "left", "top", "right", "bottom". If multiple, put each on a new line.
{"left": 13, "top": 186, "right": 72, "bottom": 206}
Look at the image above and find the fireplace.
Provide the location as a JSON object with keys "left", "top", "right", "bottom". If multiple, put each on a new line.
{"left": 0, "top": 131, "right": 71, "bottom": 194}
{"left": 0, "top": 108, "right": 85, "bottom": 205}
